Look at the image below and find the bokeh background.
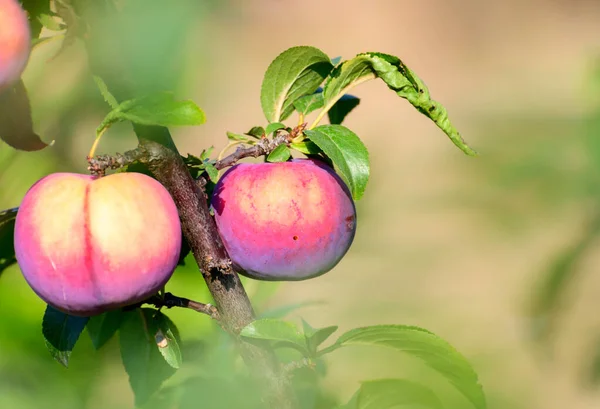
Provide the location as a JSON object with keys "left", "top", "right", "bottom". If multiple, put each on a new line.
{"left": 1, "top": 0, "right": 600, "bottom": 408}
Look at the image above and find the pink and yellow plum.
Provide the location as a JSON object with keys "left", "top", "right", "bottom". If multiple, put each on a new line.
{"left": 210, "top": 158, "right": 356, "bottom": 281}
{"left": 0, "top": 0, "right": 31, "bottom": 91}
{"left": 14, "top": 172, "right": 182, "bottom": 316}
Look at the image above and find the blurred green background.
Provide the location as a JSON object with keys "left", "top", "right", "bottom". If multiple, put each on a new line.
{"left": 2, "top": 0, "right": 600, "bottom": 408}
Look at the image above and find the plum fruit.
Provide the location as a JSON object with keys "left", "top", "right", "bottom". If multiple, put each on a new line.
{"left": 210, "top": 158, "right": 356, "bottom": 281}
{"left": 14, "top": 172, "right": 182, "bottom": 316}
{"left": 0, "top": 0, "right": 31, "bottom": 91}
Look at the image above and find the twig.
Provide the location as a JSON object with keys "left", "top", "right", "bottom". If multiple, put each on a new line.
{"left": 214, "top": 123, "right": 306, "bottom": 170}
{"left": 87, "top": 148, "right": 144, "bottom": 177}
{"left": 145, "top": 292, "right": 221, "bottom": 321}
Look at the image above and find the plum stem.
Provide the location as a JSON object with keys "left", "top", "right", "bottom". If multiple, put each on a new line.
{"left": 146, "top": 292, "right": 221, "bottom": 321}
{"left": 86, "top": 148, "right": 145, "bottom": 177}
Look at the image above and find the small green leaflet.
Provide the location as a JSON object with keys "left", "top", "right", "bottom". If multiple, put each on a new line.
{"left": 304, "top": 125, "right": 369, "bottom": 200}
{"left": 226, "top": 131, "right": 251, "bottom": 142}
{"left": 328, "top": 94, "right": 360, "bottom": 125}
{"left": 290, "top": 141, "right": 323, "bottom": 155}
{"left": 0, "top": 207, "right": 17, "bottom": 275}
{"left": 341, "top": 379, "right": 443, "bottom": 409}
{"left": 240, "top": 318, "right": 310, "bottom": 357}
{"left": 42, "top": 305, "right": 89, "bottom": 368}
{"left": 321, "top": 52, "right": 476, "bottom": 156}
{"left": 246, "top": 126, "right": 265, "bottom": 138}
{"left": 266, "top": 145, "right": 291, "bottom": 163}
{"left": 37, "top": 13, "right": 65, "bottom": 31}
{"left": 261, "top": 46, "right": 334, "bottom": 122}
{"left": 301, "top": 319, "right": 338, "bottom": 356}
{"left": 119, "top": 309, "right": 179, "bottom": 407}
{"left": 99, "top": 91, "right": 206, "bottom": 130}
{"left": 265, "top": 122, "right": 287, "bottom": 135}
{"left": 294, "top": 91, "right": 325, "bottom": 116}
{"left": 86, "top": 309, "right": 124, "bottom": 350}
{"left": 319, "top": 325, "right": 486, "bottom": 409}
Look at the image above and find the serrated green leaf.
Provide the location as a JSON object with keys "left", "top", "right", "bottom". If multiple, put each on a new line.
{"left": 42, "top": 305, "right": 89, "bottom": 368}
{"left": 342, "top": 379, "right": 443, "bottom": 409}
{"left": 266, "top": 144, "right": 291, "bottom": 163}
{"left": 119, "top": 308, "right": 177, "bottom": 407}
{"left": 0, "top": 207, "right": 18, "bottom": 275}
{"left": 154, "top": 312, "right": 183, "bottom": 369}
{"left": 86, "top": 309, "right": 124, "bottom": 350}
{"left": 102, "top": 92, "right": 206, "bottom": 129}
{"left": 328, "top": 94, "right": 360, "bottom": 125}
{"left": 37, "top": 13, "right": 64, "bottom": 31}
{"left": 93, "top": 75, "right": 119, "bottom": 109}
{"left": 204, "top": 163, "right": 219, "bottom": 182}
{"left": 320, "top": 325, "right": 486, "bottom": 409}
{"left": 304, "top": 125, "right": 369, "bottom": 200}
{"left": 290, "top": 141, "right": 323, "bottom": 155}
{"left": 294, "top": 91, "right": 325, "bottom": 116}
{"left": 240, "top": 318, "right": 309, "bottom": 356}
{"left": 261, "top": 46, "right": 333, "bottom": 122}
{"left": 265, "top": 122, "right": 287, "bottom": 135}
{"left": 246, "top": 126, "right": 265, "bottom": 138}
{"left": 226, "top": 131, "right": 251, "bottom": 142}
{"left": 319, "top": 52, "right": 476, "bottom": 156}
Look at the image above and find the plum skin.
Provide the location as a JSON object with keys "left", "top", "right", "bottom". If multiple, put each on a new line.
{"left": 210, "top": 158, "right": 357, "bottom": 281}
{"left": 14, "top": 172, "right": 182, "bottom": 317}
{"left": 0, "top": 0, "right": 31, "bottom": 90}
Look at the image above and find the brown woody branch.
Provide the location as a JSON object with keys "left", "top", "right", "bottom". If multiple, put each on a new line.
{"left": 145, "top": 292, "right": 220, "bottom": 321}
{"left": 214, "top": 124, "right": 305, "bottom": 170}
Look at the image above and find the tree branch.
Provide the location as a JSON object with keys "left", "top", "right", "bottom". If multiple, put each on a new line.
{"left": 145, "top": 292, "right": 220, "bottom": 320}
{"left": 77, "top": 3, "right": 299, "bottom": 408}
{"left": 215, "top": 129, "right": 297, "bottom": 170}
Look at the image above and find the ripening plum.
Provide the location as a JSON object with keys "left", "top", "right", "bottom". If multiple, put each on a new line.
{"left": 0, "top": 0, "right": 31, "bottom": 90}
{"left": 210, "top": 158, "right": 356, "bottom": 281}
{"left": 14, "top": 172, "right": 182, "bottom": 316}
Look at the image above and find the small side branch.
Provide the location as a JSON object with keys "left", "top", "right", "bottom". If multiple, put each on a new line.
{"left": 87, "top": 147, "right": 145, "bottom": 176}
{"left": 146, "top": 292, "right": 220, "bottom": 321}
{"left": 215, "top": 123, "right": 306, "bottom": 170}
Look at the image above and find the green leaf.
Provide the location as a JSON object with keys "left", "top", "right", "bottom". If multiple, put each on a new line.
{"left": 154, "top": 312, "right": 183, "bottom": 370}
{"left": 342, "top": 379, "right": 443, "bottom": 409}
{"left": 304, "top": 125, "right": 369, "bottom": 200}
{"left": 101, "top": 92, "right": 206, "bottom": 129}
{"left": 320, "top": 52, "right": 476, "bottom": 156}
{"left": 0, "top": 207, "right": 18, "bottom": 275}
{"left": 328, "top": 94, "right": 360, "bottom": 125}
{"left": 42, "top": 305, "right": 89, "bottom": 368}
{"left": 37, "top": 13, "right": 65, "bottom": 31}
{"left": 261, "top": 46, "right": 334, "bottom": 122}
{"left": 119, "top": 308, "right": 177, "bottom": 407}
{"left": 301, "top": 319, "right": 338, "bottom": 356}
{"left": 290, "top": 141, "right": 323, "bottom": 155}
{"left": 93, "top": 75, "right": 119, "bottom": 109}
{"left": 86, "top": 309, "right": 124, "bottom": 350}
{"left": 0, "top": 80, "right": 51, "bottom": 151}
{"left": 320, "top": 325, "right": 486, "bottom": 409}
{"left": 204, "top": 163, "right": 219, "bottom": 182}
{"left": 226, "top": 131, "right": 251, "bottom": 142}
{"left": 265, "top": 122, "right": 287, "bottom": 135}
{"left": 527, "top": 215, "right": 600, "bottom": 345}
{"left": 246, "top": 126, "right": 265, "bottom": 138}
{"left": 266, "top": 144, "right": 291, "bottom": 163}
{"left": 294, "top": 91, "right": 325, "bottom": 116}
{"left": 240, "top": 318, "right": 309, "bottom": 356}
